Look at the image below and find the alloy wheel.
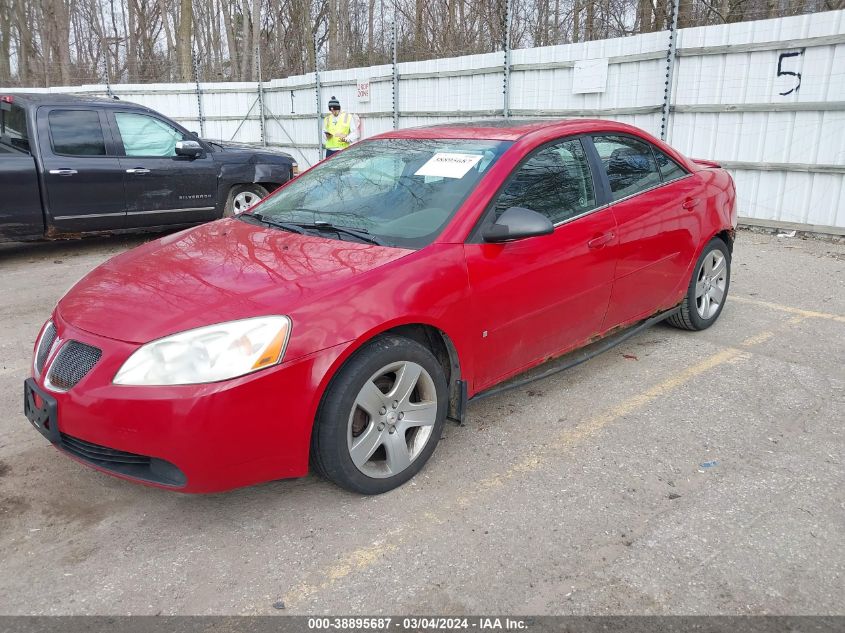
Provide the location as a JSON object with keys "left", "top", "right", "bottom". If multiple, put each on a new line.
{"left": 695, "top": 248, "right": 728, "bottom": 320}
{"left": 347, "top": 361, "right": 438, "bottom": 478}
{"left": 232, "top": 190, "right": 261, "bottom": 214}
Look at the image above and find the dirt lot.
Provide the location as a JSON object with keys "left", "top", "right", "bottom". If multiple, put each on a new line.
{"left": 0, "top": 229, "right": 842, "bottom": 615}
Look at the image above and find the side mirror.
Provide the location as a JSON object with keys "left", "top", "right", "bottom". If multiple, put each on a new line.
{"left": 482, "top": 207, "right": 554, "bottom": 243}
{"left": 175, "top": 140, "right": 203, "bottom": 158}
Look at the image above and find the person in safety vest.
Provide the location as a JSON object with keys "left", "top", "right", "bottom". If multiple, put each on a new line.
{"left": 323, "top": 96, "right": 359, "bottom": 157}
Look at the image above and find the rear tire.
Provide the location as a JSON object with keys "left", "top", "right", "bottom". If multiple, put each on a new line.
{"left": 223, "top": 184, "right": 269, "bottom": 217}
{"left": 311, "top": 335, "right": 448, "bottom": 495}
{"left": 667, "top": 237, "right": 731, "bottom": 331}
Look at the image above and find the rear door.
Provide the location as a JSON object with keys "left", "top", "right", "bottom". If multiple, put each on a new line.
{"left": 108, "top": 110, "right": 218, "bottom": 228}
{"left": 591, "top": 134, "right": 704, "bottom": 329}
{"left": 0, "top": 102, "right": 43, "bottom": 239}
{"left": 464, "top": 137, "right": 618, "bottom": 392}
{"left": 37, "top": 107, "right": 128, "bottom": 232}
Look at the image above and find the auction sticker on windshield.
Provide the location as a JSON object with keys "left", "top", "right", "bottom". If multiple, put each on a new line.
{"left": 415, "top": 152, "right": 483, "bottom": 179}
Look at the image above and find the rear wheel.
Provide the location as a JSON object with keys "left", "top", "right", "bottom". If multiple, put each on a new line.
{"left": 667, "top": 237, "right": 731, "bottom": 331}
{"left": 311, "top": 335, "right": 448, "bottom": 494}
{"left": 224, "top": 184, "right": 269, "bottom": 217}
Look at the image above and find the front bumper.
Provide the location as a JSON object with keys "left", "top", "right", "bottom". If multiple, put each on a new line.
{"left": 26, "top": 313, "right": 346, "bottom": 493}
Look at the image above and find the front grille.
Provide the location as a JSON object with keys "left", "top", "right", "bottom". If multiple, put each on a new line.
{"left": 35, "top": 322, "right": 57, "bottom": 374}
{"left": 47, "top": 341, "right": 101, "bottom": 391}
{"left": 60, "top": 433, "right": 186, "bottom": 487}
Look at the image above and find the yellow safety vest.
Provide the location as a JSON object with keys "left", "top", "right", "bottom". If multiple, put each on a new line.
{"left": 324, "top": 113, "right": 352, "bottom": 149}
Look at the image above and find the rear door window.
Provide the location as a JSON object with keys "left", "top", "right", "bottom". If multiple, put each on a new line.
{"left": 592, "top": 135, "right": 661, "bottom": 201}
{"left": 48, "top": 110, "right": 106, "bottom": 156}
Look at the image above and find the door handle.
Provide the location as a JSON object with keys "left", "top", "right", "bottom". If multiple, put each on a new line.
{"left": 587, "top": 232, "right": 614, "bottom": 249}
{"left": 125, "top": 168, "right": 151, "bottom": 174}
{"left": 49, "top": 169, "right": 77, "bottom": 176}
{"left": 682, "top": 197, "right": 700, "bottom": 210}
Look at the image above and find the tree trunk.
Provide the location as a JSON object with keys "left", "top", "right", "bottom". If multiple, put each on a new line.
{"left": 127, "top": 0, "right": 138, "bottom": 81}
{"left": 157, "top": 0, "right": 176, "bottom": 80}
{"left": 638, "top": 0, "right": 652, "bottom": 33}
{"left": 0, "top": 0, "right": 12, "bottom": 84}
{"left": 177, "top": 0, "right": 193, "bottom": 81}
{"left": 240, "top": 1, "right": 252, "bottom": 80}
{"left": 222, "top": 1, "right": 240, "bottom": 80}
{"left": 53, "top": 0, "right": 72, "bottom": 85}
{"left": 413, "top": 0, "right": 424, "bottom": 60}
{"left": 678, "top": 0, "right": 694, "bottom": 27}
{"left": 367, "top": 0, "right": 375, "bottom": 63}
{"left": 252, "top": 0, "right": 260, "bottom": 79}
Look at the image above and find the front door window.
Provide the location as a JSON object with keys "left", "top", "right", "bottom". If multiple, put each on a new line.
{"left": 115, "top": 113, "right": 184, "bottom": 157}
{"left": 494, "top": 138, "right": 597, "bottom": 224}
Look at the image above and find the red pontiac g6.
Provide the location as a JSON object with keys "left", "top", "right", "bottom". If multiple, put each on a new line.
{"left": 25, "top": 120, "right": 737, "bottom": 494}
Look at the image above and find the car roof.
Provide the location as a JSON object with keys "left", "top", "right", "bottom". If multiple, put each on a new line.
{"left": 373, "top": 118, "right": 645, "bottom": 142}
{"left": 2, "top": 92, "right": 144, "bottom": 109}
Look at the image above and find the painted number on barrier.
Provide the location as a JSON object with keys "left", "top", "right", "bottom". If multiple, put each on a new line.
{"left": 777, "top": 49, "right": 805, "bottom": 96}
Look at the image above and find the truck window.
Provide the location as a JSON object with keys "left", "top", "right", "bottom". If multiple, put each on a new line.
{"left": 48, "top": 110, "right": 107, "bottom": 156}
{"left": 115, "top": 113, "right": 184, "bottom": 157}
{"left": 0, "top": 104, "right": 30, "bottom": 153}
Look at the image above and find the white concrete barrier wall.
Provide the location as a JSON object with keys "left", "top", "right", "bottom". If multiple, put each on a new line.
{"left": 10, "top": 10, "right": 845, "bottom": 231}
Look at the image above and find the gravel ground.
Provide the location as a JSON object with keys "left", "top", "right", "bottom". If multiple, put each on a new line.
{"left": 0, "top": 228, "right": 842, "bottom": 615}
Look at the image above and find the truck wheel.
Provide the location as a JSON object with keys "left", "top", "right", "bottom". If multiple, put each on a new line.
{"left": 224, "top": 184, "right": 269, "bottom": 217}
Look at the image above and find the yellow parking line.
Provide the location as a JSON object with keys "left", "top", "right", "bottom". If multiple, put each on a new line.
{"left": 732, "top": 295, "right": 845, "bottom": 323}
{"left": 283, "top": 343, "right": 756, "bottom": 609}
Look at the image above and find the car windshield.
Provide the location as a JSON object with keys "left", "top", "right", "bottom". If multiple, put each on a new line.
{"left": 248, "top": 138, "right": 512, "bottom": 248}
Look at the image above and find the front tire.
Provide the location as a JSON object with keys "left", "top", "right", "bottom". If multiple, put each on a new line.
{"left": 224, "top": 184, "right": 269, "bottom": 217}
{"left": 311, "top": 335, "right": 448, "bottom": 494}
{"left": 667, "top": 237, "right": 731, "bottom": 331}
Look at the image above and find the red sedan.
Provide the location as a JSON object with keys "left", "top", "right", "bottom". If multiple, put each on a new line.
{"left": 25, "top": 119, "right": 736, "bottom": 494}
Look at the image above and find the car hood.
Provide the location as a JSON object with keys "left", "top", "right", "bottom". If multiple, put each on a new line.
{"left": 208, "top": 140, "right": 292, "bottom": 159}
{"left": 57, "top": 219, "right": 412, "bottom": 344}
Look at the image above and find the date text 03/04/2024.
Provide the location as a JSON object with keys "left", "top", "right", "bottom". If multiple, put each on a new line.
{"left": 306, "top": 617, "right": 529, "bottom": 631}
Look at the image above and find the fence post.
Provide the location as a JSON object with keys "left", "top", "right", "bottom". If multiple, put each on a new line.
{"left": 314, "top": 31, "right": 323, "bottom": 160}
{"left": 660, "top": 0, "right": 681, "bottom": 141}
{"left": 392, "top": 20, "right": 399, "bottom": 130}
{"left": 503, "top": 0, "right": 512, "bottom": 118}
{"left": 192, "top": 50, "right": 205, "bottom": 137}
{"left": 255, "top": 43, "right": 267, "bottom": 147}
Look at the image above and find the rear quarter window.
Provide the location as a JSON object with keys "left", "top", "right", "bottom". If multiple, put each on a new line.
{"left": 654, "top": 148, "right": 688, "bottom": 182}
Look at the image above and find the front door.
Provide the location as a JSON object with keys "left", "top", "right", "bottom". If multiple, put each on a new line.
{"left": 464, "top": 137, "right": 618, "bottom": 392}
{"left": 37, "top": 107, "right": 128, "bottom": 233}
{"left": 109, "top": 111, "right": 218, "bottom": 228}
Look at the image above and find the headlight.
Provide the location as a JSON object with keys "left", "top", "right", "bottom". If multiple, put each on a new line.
{"left": 113, "top": 316, "right": 291, "bottom": 386}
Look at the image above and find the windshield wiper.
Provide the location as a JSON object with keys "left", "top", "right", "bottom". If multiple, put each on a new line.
{"left": 309, "top": 221, "right": 383, "bottom": 245}
{"left": 240, "top": 212, "right": 307, "bottom": 234}
{"left": 241, "top": 214, "right": 381, "bottom": 245}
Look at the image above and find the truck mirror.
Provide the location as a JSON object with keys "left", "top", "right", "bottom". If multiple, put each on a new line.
{"left": 175, "top": 140, "right": 203, "bottom": 158}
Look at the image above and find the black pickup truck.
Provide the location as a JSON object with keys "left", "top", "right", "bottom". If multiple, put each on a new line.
{"left": 0, "top": 93, "right": 297, "bottom": 242}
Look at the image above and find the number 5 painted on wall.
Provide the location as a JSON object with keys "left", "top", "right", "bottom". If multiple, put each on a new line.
{"left": 777, "top": 49, "right": 805, "bottom": 96}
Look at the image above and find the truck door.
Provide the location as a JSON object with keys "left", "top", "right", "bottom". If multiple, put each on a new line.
{"left": 108, "top": 111, "right": 218, "bottom": 228}
{"left": 36, "top": 107, "right": 128, "bottom": 233}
